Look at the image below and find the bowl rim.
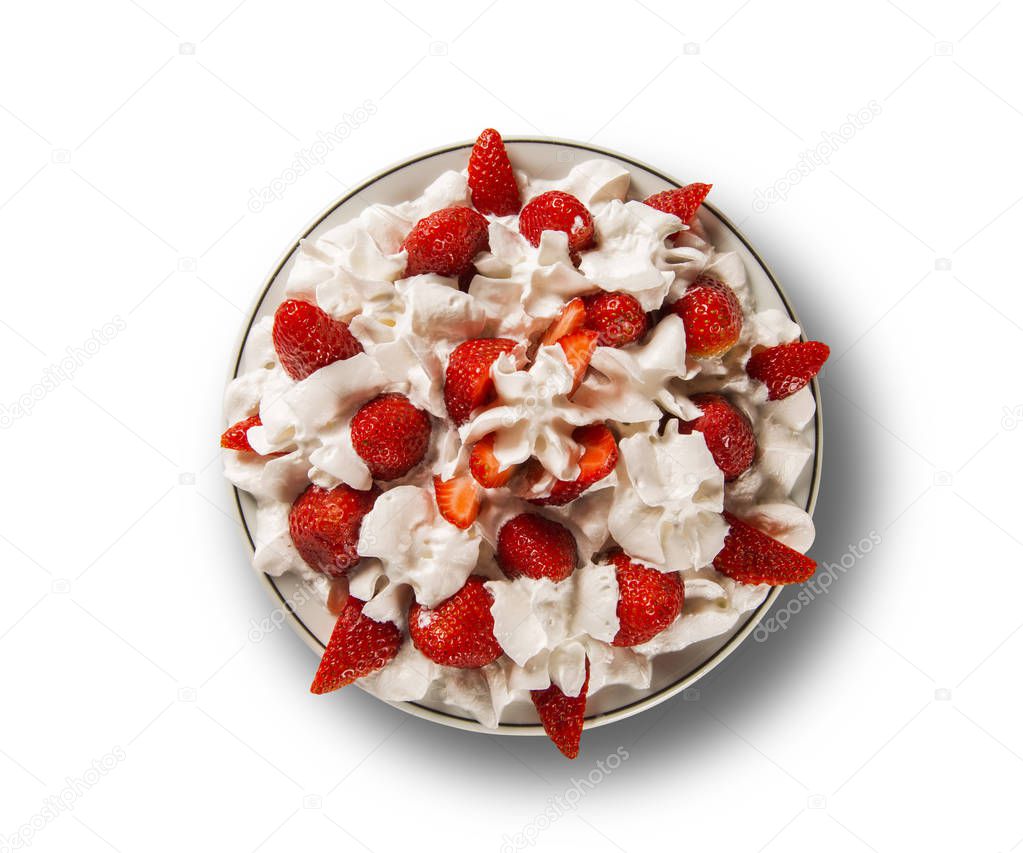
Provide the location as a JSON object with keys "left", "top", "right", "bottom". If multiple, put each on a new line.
{"left": 226, "top": 135, "right": 824, "bottom": 736}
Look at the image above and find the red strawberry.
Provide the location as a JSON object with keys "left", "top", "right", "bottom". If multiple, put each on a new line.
{"left": 289, "top": 484, "right": 380, "bottom": 578}
{"left": 350, "top": 393, "right": 431, "bottom": 481}
{"left": 643, "top": 183, "right": 712, "bottom": 243}
{"left": 746, "top": 341, "right": 830, "bottom": 400}
{"left": 531, "top": 424, "right": 618, "bottom": 506}
{"left": 714, "top": 512, "right": 816, "bottom": 585}
{"left": 444, "top": 337, "right": 517, "bottom": 425}
{"left": 496, "top": 513, "right": 578, "bottom": 582}
{"left": 310, "top": 596, "right": 401, "bottom": 694}
{"left": 606, "top": 549, "right": 684, "bottom": 647}
{"left": 558, "top": 329, "right": 599, "bottom": 394}
{"left": 677, "top": 393, "right": 756, "bottom": 481}
{"left": 467, "top": 128, "right": 521, "bottom": 216}
{"left": 401, "top": 206, "right": 490, "bottom": 278}
{"left": 519, "top": 191, "right": 595, "bottom": 253}
{"left": 272, "top": 299, "right": 363, "bottom": 381}
{"left": 221, "top": 414, "right": 261, "bottom": 452}
{"left": 670, "top": 275, "right": 742, "bottom": 359}
{"left": 531, "top": 661, "right": 589, "bottom": 759}
{"left": 583, "top": 291, "right": 649, "bottom": 348}
{"left": 433, "top": 474, "right": 481, "bottom": 529}
{"left": 408, "top": 575, "right": 502, "bottom": 668}
{"left": 469, "top": 433, "right": 516, "bottom": 488}
{"left": 541, "top": 297, "right": 586, "bottom": 346}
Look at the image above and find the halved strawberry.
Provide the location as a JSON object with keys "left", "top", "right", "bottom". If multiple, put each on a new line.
{"left": 444, "top": 337, "right": 517, "bottom": 425}
{"left": 272, "top": 299, "right": 363, "bottom": 381}
{"left": 558, "top": 329, "right": 599, "bottom": 394}
{"left": 433, "top": 474, "right": 482, "bottom": 529}
{"left": 531, "top": 423, "right": 618, "bottom": 506}
{"left": 310, "top": 595, "right": 401, "bottom": 694}
{"left": 469, "top": 433, "right": 516, "bottom": 488}
{"left": 669, "top": 275, "right": 742, "bottom": 359}
{"left": 643, "top": 183, "right": 712, "bottom": 244}
{"left": 713, "top": 512, "right": 816, "bottom": 585}
{"left": 221, "top": 414, "right": 261, "bottom": 452}
{"left": 401, "top": 206, "right": 490, "bottom": 278}
{"left": 746, "top": 341, "right": 830, "bottom": 400}
{"left": 467, "top": 128, "right": 521, "bottom": 216}
{"left": 408, "top": 575, "right": 502, "bottom": 668}
{"left": 541, "top": 297, "right": 587, "bottom": 346}
{"left": 531, "top": 661, "right": 590, "bottom": 759}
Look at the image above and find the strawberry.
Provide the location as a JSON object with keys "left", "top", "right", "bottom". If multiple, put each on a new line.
{"left": 558, "top": 329, "right": 599, "bottom": 393}
{"left": 496, "top": 513, "right": 578, "bottom": 582}
{"left": 289, "top": 484, "right": 380, "bottom": 578}
{"left": 677, "top": 393, "right": 756, "bottom": 481}
{"left": 221, "top": 414, "right": 261, "bottom": 452}
{"left": 531, "top": 661, "right": 589, "bottom": 759}
{"left": 583, "top": 291, "right": 649, "bottom": 348}
{"left": 531, "top": 423, "right": 618, "bottom": 506}
{"left": 433, "top": 474, "right": 481, "bottom": 529}
{"left": 518, "top": 191, "right": 595, "bottom": 253}
{"left": 643, "top": 183, "right": 712, "bottom": 243}
{"left": 272, "top": 299, "right": 363, "bottom": 381}
{"left": 310, "top": 595, "right": 401, "bottom": 694}
{"left": 606, "top": 549, "right": 683, "bottom": 647}
{"left": 401, "top": 206, "right": 490, "bottom": 278}
{"left": 469, "top": 433, "right": 516, "bottom": 488}
{"left": 467, "top": 128, "right": 521, "bottom": 216}
{"left": 714, "top": 512, "right": 816, "bottom": 585}
{"left": 746, "top": 341, "right": 830, "bottom": 400}
{"left": 444, "top": 337, "right": 517, "bottom": 425}
{"left": 408, "top": 575, "right": 502, "bottom": 668}
{"left": 541, "top": 297, "right": 586, "bottom": 346}
{"left": 350, "top": 393, "right": 431, "bottom": 481}
{"left": 669, "top": 275, "right": 742, "bottom": 359}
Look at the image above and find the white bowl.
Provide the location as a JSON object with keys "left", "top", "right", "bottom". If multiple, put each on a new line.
{"left": 227, "top": 137, "right": 823, "bottom": 736}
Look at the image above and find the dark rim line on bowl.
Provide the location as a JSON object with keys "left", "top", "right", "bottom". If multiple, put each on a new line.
{"left": 229, "top": 137, "right": 824, "bottom": 733}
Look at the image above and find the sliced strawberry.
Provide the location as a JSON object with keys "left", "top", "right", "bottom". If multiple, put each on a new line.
{"left": 469, "top": 433, "right": 516, "bottom": 488}
{"left": 713, "top": 512, "right": 816, "bottom": 585}
{"left": 541, "top": 297, "right": 586, "bottom": 346}
{"left": 467, "top": 128, "right": 521, "bottom": 216}
{"left": 433, "top": 474, "right": 482, "bottom": 529}
{"left": 350, "top": 393, "right": 431, "bottom": 481}
{"left": 221, "top": 414, "right": 261, "bottom": 452}
{"left": 746, "top": 341, "right": 830, "bottom": 400}
{"left": 272, "top": 299, "right": 363, "bottom": 381}
{"left": 401, "top": 206, "right": 490, "bottom": 278}
{"left": 677, "top": 393, "right": 756, "bottom": 481}
{"left": 518, "top": 191, "right": 595, "bottom": 253}
{"left": 444, "top": 337, "right": 517, "bottom": 425}
{"left": 531, "top": 661, "right": 589, "bottom": 759}
{"left": 583, "top": 291, "right": 649, "bottom": 348}
{"left": 289, "top": 484, "right": 380, "bottom": 578}
{"left": 643, "top": 183, "right": 712, "bottom": 243}
{"left": 531, "top": 423, "right": 618, "bottom": 506}
{"left": 558, "top": 329, "right": 599, "bottom": 394}
{"left": 408, "top": 575, "right": 502, "bottom": 668}
{"left": 310, "top": 596, "right": 401, "bottom": 694}
{"left": 606, "top": 549, "right": 684, "bottom": 647}
{"left": 669, "top": 275, "right": 742, "bottom": 359}
{"left": 496, "top": 513, "right": 578, "bottom": 582}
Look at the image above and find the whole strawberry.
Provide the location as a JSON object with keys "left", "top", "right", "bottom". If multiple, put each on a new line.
{"left": 713, "top": 512, "right": 816, "bottom": 585}
{"left": 444, "top": 337, "right": 517, "bottom": 425}
{"left": 401, "top": 206, "right": 489, "bottom": 278}
{"left": 583, "top": 291, "right": 649, "bottom": 348}
{"left": 519, "top": 191, "right": 595, "bottom": 253}
{"left": 606, "top": 549, "right": 683, "bottom": 647}
{"left": 531, "top": 661, "right": 589, "bottom": 758}
{"left": 496, "top": 513, "right": 578, "bottom": 582}
{"left": 746, "top": 341, "right": 829, "bottom": 400}
{"left": 467, "top": 128, "right": 521, "bottom": 216}
{"left": 530, "top": 423, "right": 618, "bottom": 506}
{"left": 272, "top": 299, "right": 363, "bottom": 381}
{"left": 408, "top": 575, "right": 502, "bottom": 668}
{"left": 350, "top": 393, "right": 431, "bottom": 481}
{"left": 678, "top": 393, "right": 756, "bottom": 481}
{"left": 289, "top": 484, "right": 380, "bottom": 578}
{"left": 310, "top": 596, "right": 401, "bottom": 694}
{"left": 669, "top": 275, "right": 742, "bottom": 359}
{"left": 643, "top": 182, "right": 712, "bottom": 243}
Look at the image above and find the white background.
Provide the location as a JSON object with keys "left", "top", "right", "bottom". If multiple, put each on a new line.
{"left": 2, "top": 0, "right": 1020, "bottom": 850}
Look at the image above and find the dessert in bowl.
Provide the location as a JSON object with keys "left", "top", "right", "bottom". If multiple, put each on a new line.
{"left": 223, "top": 130, "right": 829, "bottom": 758}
